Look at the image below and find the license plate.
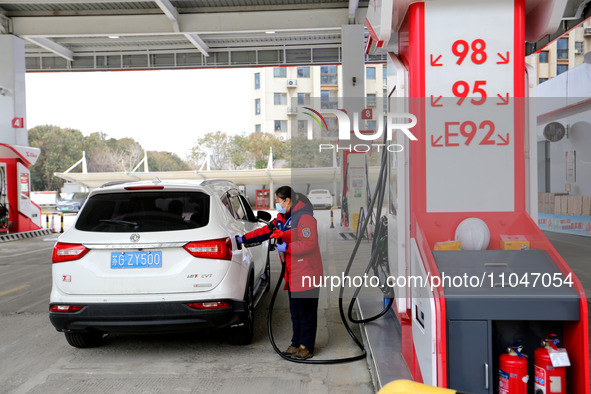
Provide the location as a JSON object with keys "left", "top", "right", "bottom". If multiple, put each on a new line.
{"left": 315, "top": 196, "right": 323, "bottom": 200}
{"left": 110, "top": 251, "right": 162, "bottom": 269}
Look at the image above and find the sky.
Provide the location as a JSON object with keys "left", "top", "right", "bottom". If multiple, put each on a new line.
{"left": 25, "top": 68, "right": 253, "bottom": 160}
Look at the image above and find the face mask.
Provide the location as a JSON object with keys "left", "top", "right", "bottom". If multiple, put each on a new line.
{"left": 276, "top": 201, "right": 286, "bottom": 214}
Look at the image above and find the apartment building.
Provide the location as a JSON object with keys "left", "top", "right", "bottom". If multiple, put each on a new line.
{"left": 527, "top": 19, "right": 591, "bottom": 84}
{"left": 252, "top": 64, "right": 387, "bottom": 139}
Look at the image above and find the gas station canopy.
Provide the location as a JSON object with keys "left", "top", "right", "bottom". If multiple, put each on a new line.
{"left": 0, "top": 0, "right": 390, "bottom": 71}
{"left": 0, "top": 0, "right": 589, "bottom": 72}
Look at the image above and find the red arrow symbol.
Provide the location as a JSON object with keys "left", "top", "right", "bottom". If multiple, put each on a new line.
{"left": 498, "top": 134, "right": 510, "bottom": 145}
{"left": 497, "top": 52, "right": 510, "bottom": 64}
{"left": 430, "top": 54, "right": 443, "bottom": 67}
{"left": 431, "top": 135, "right": 443, "bottom": 147}
{"left": 497, "top": 93, "right": 510, "bottom": 105}
{"left": 430, "top": 95, "right": 443, "bottom": 107}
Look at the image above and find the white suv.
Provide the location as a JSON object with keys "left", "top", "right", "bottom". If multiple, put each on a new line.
{"left": 49, "top": 179, "right": 271, "bottom": 348}
{"left": 307, "top": 189, "right": 333, "bottom": 209}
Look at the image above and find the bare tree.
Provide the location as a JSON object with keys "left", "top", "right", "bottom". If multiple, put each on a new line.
{"left": 188, "top": 131, "right": 233, "bottom": 170}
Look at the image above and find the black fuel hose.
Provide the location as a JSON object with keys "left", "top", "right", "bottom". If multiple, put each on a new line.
{"left": 266, "top": 130, "right": 394, "bottom": 364}
{"left": 266, "top": 257, "right": 366, "bottom": 364}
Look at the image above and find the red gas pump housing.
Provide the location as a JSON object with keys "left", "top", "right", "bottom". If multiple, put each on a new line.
{"left": 378, "top": 0, "right": 589, "bottom": 391}
{"left": 0, "top": 144, "right": 42, "bottom": 233}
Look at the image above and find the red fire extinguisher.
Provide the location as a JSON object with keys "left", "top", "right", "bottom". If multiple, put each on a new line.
{"left": 534, "top": 334, "right": 567, "bottom": 394}
{"left": 499, "top": 341, "right": 529, "bottom": 394}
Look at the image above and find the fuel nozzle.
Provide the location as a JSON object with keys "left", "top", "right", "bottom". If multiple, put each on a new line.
{"left": 542, "top": 334, "right": 560, "bottom": 350}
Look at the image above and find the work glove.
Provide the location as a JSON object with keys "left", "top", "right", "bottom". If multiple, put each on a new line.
{"left": 276, "top": 241, "right": 288, "bottom": 253}
{"left": 270, "top": 229, "right": 284, "bottom": 239}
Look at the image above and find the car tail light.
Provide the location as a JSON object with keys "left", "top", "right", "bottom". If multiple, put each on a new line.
{"left": 52, "top": 242, "right": 90, "bottom": 263}
{"left": 183, "top": 238, "right": 233, "bottom": 260}
{"left": 50, "top": 305, "right": 85, "bottom": 313}
{"left": 124, "top": 186, "right": 164, "bottom": 190}
{"left": 186, "top": 301, "right": 231, "bottom": 310}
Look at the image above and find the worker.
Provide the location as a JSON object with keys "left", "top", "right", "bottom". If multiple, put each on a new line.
{"left": 236, "top": 186, "right": 323, "bottom": 360}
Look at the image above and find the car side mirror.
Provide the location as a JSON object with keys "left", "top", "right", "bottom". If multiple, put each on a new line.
{"left": 256, "top": 210, "right": 272, "bottom": 222}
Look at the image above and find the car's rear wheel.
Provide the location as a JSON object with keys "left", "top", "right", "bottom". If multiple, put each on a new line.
{"left": 227, "top": 279, "right": 254, "bottom": 345}
{"left": 64, "top": 331, "right": 104, "bottom": 348}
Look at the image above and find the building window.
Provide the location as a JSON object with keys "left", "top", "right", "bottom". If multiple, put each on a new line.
{"left": 255, "top": 124, "right": 261, "bottom": 133}
{"left": 297, "top": 93, "right": 311, "bottom": 105}
{"left": 383, "top": 66, "right": 387, "bottom": 79}
{"left": 557, "top": 38, "right": 568, "bottom": 60}
{"left": 274, "top": 93, "right": 287, "bottom": 105}
{"left": 539, "top": 78, "right": 548, "bottom": 84}
{"left": 326, "top": 117, "right": 338, "bottom": 137}
{"left": 556, "top": 64, "right": 568, "bottom": 75}
{"left": 297, "top": 67, "right": 310, "bottom": 78}
{"left": 366, "top": 67, "right": 376, "bottom": 79}
{"left": 274, "top": 120, "right": 287, "bottom": 132}
{"left": 367, "top": 94, "right": 377, "bottom": 108}
{"left": 255, "top": 99, "right": 260, "bottom": 115}
{"left": 321, "top": 65, "right": 338, "bottom": 85}
{"left": 254, "top": 73, "right": 260, "bottom": 89}
{"left": 297, "top": 120, "right": 308, "bottom": 132}
{"left": 274, "top": 67, "right": 286, "bottom": 78}
{"left": 539, "top": 51, "right": 549, "bottom": 63}
{"left": 366, "top": 120, "right": 377, "bottom": 131}
{"left": 575, "top": 41, "right": 584, "bottom": 54}
{"left": 321, "top": 90, "right": 338, "bottom": 109}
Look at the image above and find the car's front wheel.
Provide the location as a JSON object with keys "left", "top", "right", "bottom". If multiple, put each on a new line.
{"left": 64, "top": 331, "right": 104, "bottom": 348}
{"left": 227, "top": 279, "right": 254, "bottom": 345}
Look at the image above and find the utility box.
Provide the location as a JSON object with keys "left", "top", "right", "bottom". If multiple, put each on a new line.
{"left": 435, "top": 250, "right": 579, "bottom": 393}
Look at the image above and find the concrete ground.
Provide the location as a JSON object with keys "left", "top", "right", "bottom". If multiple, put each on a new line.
{"left": 542, "top": 230, "right": 591, "bottom": 368}
{"left": 0, "top": 210, "right": 376, "bottom": 394}
{"left": 1, "top": 211, "right": 589, "bottom": 393}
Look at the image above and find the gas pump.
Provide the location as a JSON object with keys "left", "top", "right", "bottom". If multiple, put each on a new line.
{"left": 0, "top": 145, "right": 42, "bottom": 232}
{"left": 366, "top": 0, "right": 589, "bottom": 392}
{"left": 341, "top": 151, "right": 368, "bottom": 232}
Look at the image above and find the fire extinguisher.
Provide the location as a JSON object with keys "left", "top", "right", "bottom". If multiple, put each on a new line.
{"left": 534, "top": 334, "right": 567, "bottom": 394}
{"left": 499, "top": 341, "right": 529, "bottom": 394}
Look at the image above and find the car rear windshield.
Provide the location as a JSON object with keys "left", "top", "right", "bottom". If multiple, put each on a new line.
{"left": 75, "top": 191, "right": 210, "bottom": 232}
{"left": 310, "top": 190, "right": 329, "bottom": 194}
{"left": 60, "top": 192, "right": 88, "bottom": 201}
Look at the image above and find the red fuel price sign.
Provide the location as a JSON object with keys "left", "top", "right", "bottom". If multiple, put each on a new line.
{"left": 424, "top": 0, "right": 516, "bottom": 213}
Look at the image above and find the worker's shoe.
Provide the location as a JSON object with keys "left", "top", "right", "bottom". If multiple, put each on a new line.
{"left": 283, "top": 345, "right": 299, "bottom": 356}
{"left": 291, "top": 345, "right": 313, "bottom": 360}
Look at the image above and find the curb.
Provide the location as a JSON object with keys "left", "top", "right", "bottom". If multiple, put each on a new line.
{"left": 0, "top": 229, "right": 54, "bottom": 243}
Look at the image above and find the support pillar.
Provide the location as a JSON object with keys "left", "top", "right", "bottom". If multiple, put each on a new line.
{"left": 0, "top": 35, "right": 27, "bottom": 146}
{"left": 0, "top": 35, "right": 41, "bottom": 233}
{"left": 340, "top": 24, "right": 367, "bottom": 231}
